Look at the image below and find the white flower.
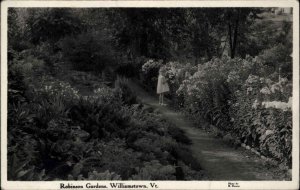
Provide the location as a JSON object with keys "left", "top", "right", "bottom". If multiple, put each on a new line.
{"left": 247, "top": 87, "right": 253, "bottom": 94}
{"left": 279, "top": 77, "right": 288, "bottom": 84}
{"left": 265, "top": 130, "right": 274, "bottom": 136}
{"left": 288, "top": 97, "right": 292, "bottom": 105}
{"left": 265, "top": 78, "right": 273, "bottom": 85}
{"left": 252, "top": 99, "right": 260, "bottom": 109}
{"left": 270, "top": 83, "right": 282, "bottom": 93}
{"left": 246, "top": 74, "right": 259, "bottom": 84}
{"left": 260, "top": 87, "right": 271, "bottom": 95}
{"left": 259, "top": 77, "right": 265, "bottom": 83}
{"left": 262, "top": 100, "right": 291, "bottom": 111}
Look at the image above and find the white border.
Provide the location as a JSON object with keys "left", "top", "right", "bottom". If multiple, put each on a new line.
{"left": 1, "top": 1, "right": 299, "bottom": 190}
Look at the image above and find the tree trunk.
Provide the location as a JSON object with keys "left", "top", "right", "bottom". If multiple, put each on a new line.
{"left": 228, "top": 9, "right": 240, "bottom": 58}
{"left": 228, "top": 23, "right": 233, "bottom": 58}
{"left": 231, "top": 12, "right": 240, "bottom": 58}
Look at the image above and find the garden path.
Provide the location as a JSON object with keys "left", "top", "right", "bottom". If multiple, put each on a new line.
{"left": 128, "top": 80, "right": 288, "bottom": 180}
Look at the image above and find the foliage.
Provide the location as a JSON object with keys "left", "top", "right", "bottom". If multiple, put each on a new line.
{"left": 115, "top": 62, "right": 141, "bottom": 78}
{"left": 7, "top": 7, "right": 293, "bottom": 178}
{"left": 8, "top": 59, "right": 204, "bottom": 180}
{"left": 8, "top": 8, "right": 32, "bottom": 52}
{"left": 107, "top": 8, "right": 189, "bottom": 59}
{"left": 106, "top": 8, "right": 263, "bottom": 60}
{"left": 32, "top": 75, "right": 80, "bottom": 100}
{"left": 26, "top": 8, "right": 82, "bottom": 45}
{"left": 229, "top": 73, "right": 292, "bottom": 166}
{"left": 69, "top": 170, "right": 121, "bottom": 180}
{"left": 8, "top": 8, "right": 291, "bottom": 64}
{"left": 163, "top": 61, "right": 198, "bottom": 106}
{"left": 59, "top": 31, "right": 117, "bottom": 72}
{"left": 93, "top": 86, "right": 119, "bottom": 104}
{"left": 114, "top": 77, "right": 137, "bottom": 105}
{"left": 167, "top": 126, "right": 192, "bottom": 145}
{"left": 141, "top": 59, "right": 163, "bottom": 91}
{"left": 165, "top": 56, "right": 292, "bottom": 166}
{"left": 131, "top": 160, "right": 176, "bottom": 180}
{"left": 142, "top": 59, "right": 163, "bottom": 74}
{"left": 258, "top": 44, "right": 292, "bottom": 79}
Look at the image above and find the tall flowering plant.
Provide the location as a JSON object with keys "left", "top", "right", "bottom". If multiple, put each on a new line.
{"left": 173, "top": 55, "right": 292, "bottom": 166}
{"left": 176, "top": 58, "right": 231, "bottom": 126}
{"left": 226, "top": 61, "right": 292, "bottom": 166}
{"left": 163, "top": 61, "right": 198, "bottom": 107}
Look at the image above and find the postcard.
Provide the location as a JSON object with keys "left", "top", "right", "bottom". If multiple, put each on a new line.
{"left": 1, "top": 0, "right": 299, "bottom": 189}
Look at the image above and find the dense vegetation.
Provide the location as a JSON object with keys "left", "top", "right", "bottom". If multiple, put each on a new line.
{"left": 137, "top": 9, "right": 292, "bottom": 168}
{"left": 8, "top": 55, "right": 205, "bottom": 180}
{"left": 8, "top": 7, "right": 292, "bottom": 180}
{"left": 146, "top": 57, "right": 292, "bottom": 167}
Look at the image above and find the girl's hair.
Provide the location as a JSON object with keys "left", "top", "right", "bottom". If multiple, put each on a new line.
{"left": 159, "top": 67, "right": 165, "bottom": 75}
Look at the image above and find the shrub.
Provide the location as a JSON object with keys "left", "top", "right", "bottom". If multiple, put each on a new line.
{"left": 131, "top": 160, "right": 176, "bottom": 180}
{"left": 258, "top": 43, "right": 292, "bottom": 79}
{"left": 141, "top": 59, "right": 163, "bottom": 91}
{"left": 114, "top": 77, "right": 137, "bottom": 105}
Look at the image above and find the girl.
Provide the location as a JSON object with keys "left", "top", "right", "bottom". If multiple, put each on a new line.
{"left": 157, "top": 67, "right": 170, "bottom": 106}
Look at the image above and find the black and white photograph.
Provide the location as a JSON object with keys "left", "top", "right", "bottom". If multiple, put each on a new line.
{"left": 1, "top": 0, "right": 299, "bottom": 189}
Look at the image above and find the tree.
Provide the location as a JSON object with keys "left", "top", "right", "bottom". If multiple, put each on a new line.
{"left": 223, "top": 8, "right": 262, "bottom": 58}
{"left": 106, "top": 8, "right": 189, "bottom": 60}
{"left": 186, "top": 9, "right": 225, "bottom": 62}
{"left": 26, "top": 8, "right": 82, "bottom": 46}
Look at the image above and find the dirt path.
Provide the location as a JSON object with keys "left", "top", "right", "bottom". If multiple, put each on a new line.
{"left": 128, "top": 80, "right": 288, "bottom": 180}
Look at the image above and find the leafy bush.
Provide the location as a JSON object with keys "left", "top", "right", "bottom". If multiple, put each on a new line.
{"left": 114, "top": 77, "right": 137, "bottom": 105}
{"left": 131, "top": 160, "right": 176, "bottom": 180}
{"left": 141, "top": 59, "right": 163, "bottom": 91}
{"left": 259, "top": 44, "right": 291, "bottom": 67}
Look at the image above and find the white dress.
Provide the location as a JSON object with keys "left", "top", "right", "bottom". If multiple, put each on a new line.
{"left": 157, "top": 74, "right": 170, "bottom": 94}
